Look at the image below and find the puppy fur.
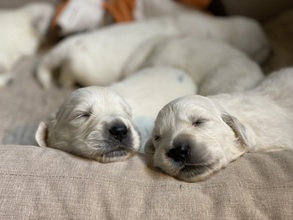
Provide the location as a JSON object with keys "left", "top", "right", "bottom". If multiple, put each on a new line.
{"left": 36, "top": 67, "right": 196, "bottom": 162}
{"left": 134, "top": 0, "right": 194, "bottom": 20}
{"left": 123, "top": 36, "right": 264, "bottom": 96}
{"left": 36, "top": 12, "right": 269, "bottom": 89}
{"left": 145, "top": 68, "right": 293, "bottom": 182}
{"left": 0, "top": 3, "right": 54, "bottom": 88}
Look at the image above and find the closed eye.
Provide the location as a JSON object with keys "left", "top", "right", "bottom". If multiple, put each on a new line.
{"left": 76, "top": 111, "right": 92, "bottom": 120}
{"left": 192, "top": 118, "right": 207, "bottom": 126}
{"left": 154, "top": 135, "right": 161, "bottom": 141}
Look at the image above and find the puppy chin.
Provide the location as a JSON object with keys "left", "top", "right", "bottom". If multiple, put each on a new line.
{"left": 156, "top": 155, "right": 228, "bottom": 183}
{"left": 94, "top": 147, "right": 138, "bottom": 163}
{"left": 175, "top": 158, "right": 228, "bottom": 182}
{"left": 175, "top": 162, "right": 225, "bottom": 183}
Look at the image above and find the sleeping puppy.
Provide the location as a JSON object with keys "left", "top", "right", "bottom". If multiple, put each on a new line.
{"left": 35, "top": 67, "right": 196, "bottom": 162}
{"left": 123, "top": 36, "right": 264, "bottom": 96}
{"left": 134, "top": 0, "right": 194, "bottom": 20}
{"left": 0, "top": 3, "right": 54, "bottom": 88}
{"left": 145, "top": 68, "right": 293, "bottom": 182}
{"left": 36, "top": 12, "right": 269, "bottom": 89}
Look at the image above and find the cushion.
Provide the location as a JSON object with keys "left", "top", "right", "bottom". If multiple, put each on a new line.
{"left": 0, "top": 145, "right": 293, "bottom": 219}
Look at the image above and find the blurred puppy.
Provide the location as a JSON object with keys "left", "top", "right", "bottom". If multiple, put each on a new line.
{"left": 145, "top": 68, "right": 293, "bottom": 182}
{"left": 0, "top": 3, "right": 54, "bottom": 88}
{"left": 36, "top": 12, "right": 269, "bottom": 89}
{"left": 123, "top": 36, "right": 264, "bottom": 96}
{"left": 36, "top": 67, "right": 196, "bottom": 162}
{"left": 134, "top": 0, "right": 194, "bottom": 20}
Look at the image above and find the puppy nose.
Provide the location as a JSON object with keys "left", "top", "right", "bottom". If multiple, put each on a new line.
{"left": 167, "top": 143, "right": 189, "bottom": 162}
{"left": 109, "top": 124, "right": 128, "bottom": 141}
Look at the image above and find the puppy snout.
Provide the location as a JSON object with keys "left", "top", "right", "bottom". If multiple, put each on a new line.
{"left": 109, "top": 124, "right": 128, "bottom": 141}
{"left": 167, "top": 142, "right": 190, "bottom": 162}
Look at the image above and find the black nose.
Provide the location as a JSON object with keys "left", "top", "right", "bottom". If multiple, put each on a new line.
{"left": 109, "top": 124, "right": 128, "bottom": 141}
{"left": 167, "top": 143, "right": 189, "bottom": 162}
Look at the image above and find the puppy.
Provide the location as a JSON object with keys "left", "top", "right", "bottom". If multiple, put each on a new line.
{"left": 0, "top": 3, "right": 54, "bottom": 88}
{"left": 123, "top": 36, "right": 264, "bottom": 96}
{"left": 134, "top": 0, "right": 194, "bottom": 20}
{"left": 36, "top": 12, "right": 269, "bottom": 89}
{"left": 145, "top": 68, "right": 293, "bottom": 182}
{"left": 35, "top": 67, "right": 196, "bottom": 162}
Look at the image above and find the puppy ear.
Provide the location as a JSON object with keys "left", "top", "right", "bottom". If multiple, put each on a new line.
{"left": 144, "top": 138, "right": 155, "bottom": 154}
{"left": 221, "top": 112, "right": 252, "bottom": 149}
{"left": 35, "top": 121, "right": 49, "bottom": 147}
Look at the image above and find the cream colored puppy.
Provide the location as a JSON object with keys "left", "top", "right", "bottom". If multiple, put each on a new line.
{"left": 145, "top": 68, "right": 293, "bottom": 182}
{"left": 36, "top": 67, "right": 196, "bottom": 162}
{"left": 123, "top": 36, "right": 264, "bottom": 96}
{"left": 0, "top": 3, "right": 54, "bottom": 88}
{"left": 36, "top": 12, "right": 269, "bottom": 89}
{"left": 134, "top": 0, "right": 193, "bottom": 20}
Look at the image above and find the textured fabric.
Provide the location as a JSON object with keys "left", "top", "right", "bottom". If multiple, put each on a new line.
{"left": 0, "top": 145, "right": 293, "bottom": 219}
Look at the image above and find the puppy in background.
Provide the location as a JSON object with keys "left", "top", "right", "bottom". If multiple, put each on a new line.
{"left": 36, "top": 67, "right": 196, "bottom": 162}
{"left": 0, "top": 3, "right": 54, "bottom": 88}
{"left": 145, "top": 68, "right": 293, "bottom": 182}
{"left": 36, "top": 11, "right": 269, "bottom": 89}
{"left": 123, "top": 36, "right": 264, "bottom": 96}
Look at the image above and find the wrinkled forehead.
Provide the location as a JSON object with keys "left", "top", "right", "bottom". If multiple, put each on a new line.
{"left": 56, "top": 87, "right": 131, "bottom": 119}
{"left": 155, "top": 95, "right": 220, "bottom": 126}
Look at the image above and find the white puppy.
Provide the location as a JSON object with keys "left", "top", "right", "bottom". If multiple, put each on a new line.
{"left": 0, "top": 3, "right": 54, "bottom": 88}
{"left": 123, "top": 36, "right": 264, "bottom": 95}
{"left": 134, "top": 0, "right": 193, "bottom": 20}
{"left": 145, "top": 68, "right": 293, "bottom": 182}
{"left": 35, "top": 67, "right": 196, "bottom": 162}
{"left": 36, "top": 12, "right": 269, "bottom": 89}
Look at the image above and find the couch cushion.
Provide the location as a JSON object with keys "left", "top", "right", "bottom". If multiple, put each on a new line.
{"left": 0, "top": 145, "right": 292, "bottom": 219}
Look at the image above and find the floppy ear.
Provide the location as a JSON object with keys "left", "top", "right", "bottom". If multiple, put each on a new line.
{"left": 221, "top": 112, "right": 252, "bottom": 149}
{"left": 35, "top": 121, "right": 49, "bottom": 147}
{"left": 144, "top": 138, "right": 155, "bottom": 154}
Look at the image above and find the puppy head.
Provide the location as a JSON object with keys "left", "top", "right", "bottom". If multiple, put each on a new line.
{"left": 145, "top": 95, "right": 250, "bottom": 182}
{"left": 36, "top": 87, "right": 140, "bottom": 163}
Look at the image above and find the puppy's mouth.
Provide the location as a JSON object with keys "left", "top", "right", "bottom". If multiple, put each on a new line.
{"left": 96, "top": 145, "right": 137, "bottom": 163}
{"left": 88, "top": 132, "right": 139, "bottom": 162}
{"left": 175, "top": 160, "right": 221, "bottom": 182}
{"left": 102, "top": 147, "right": 135, "bottom": 158}
{"left": 180, "top": 163, "right": 213, "bottom": 176}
